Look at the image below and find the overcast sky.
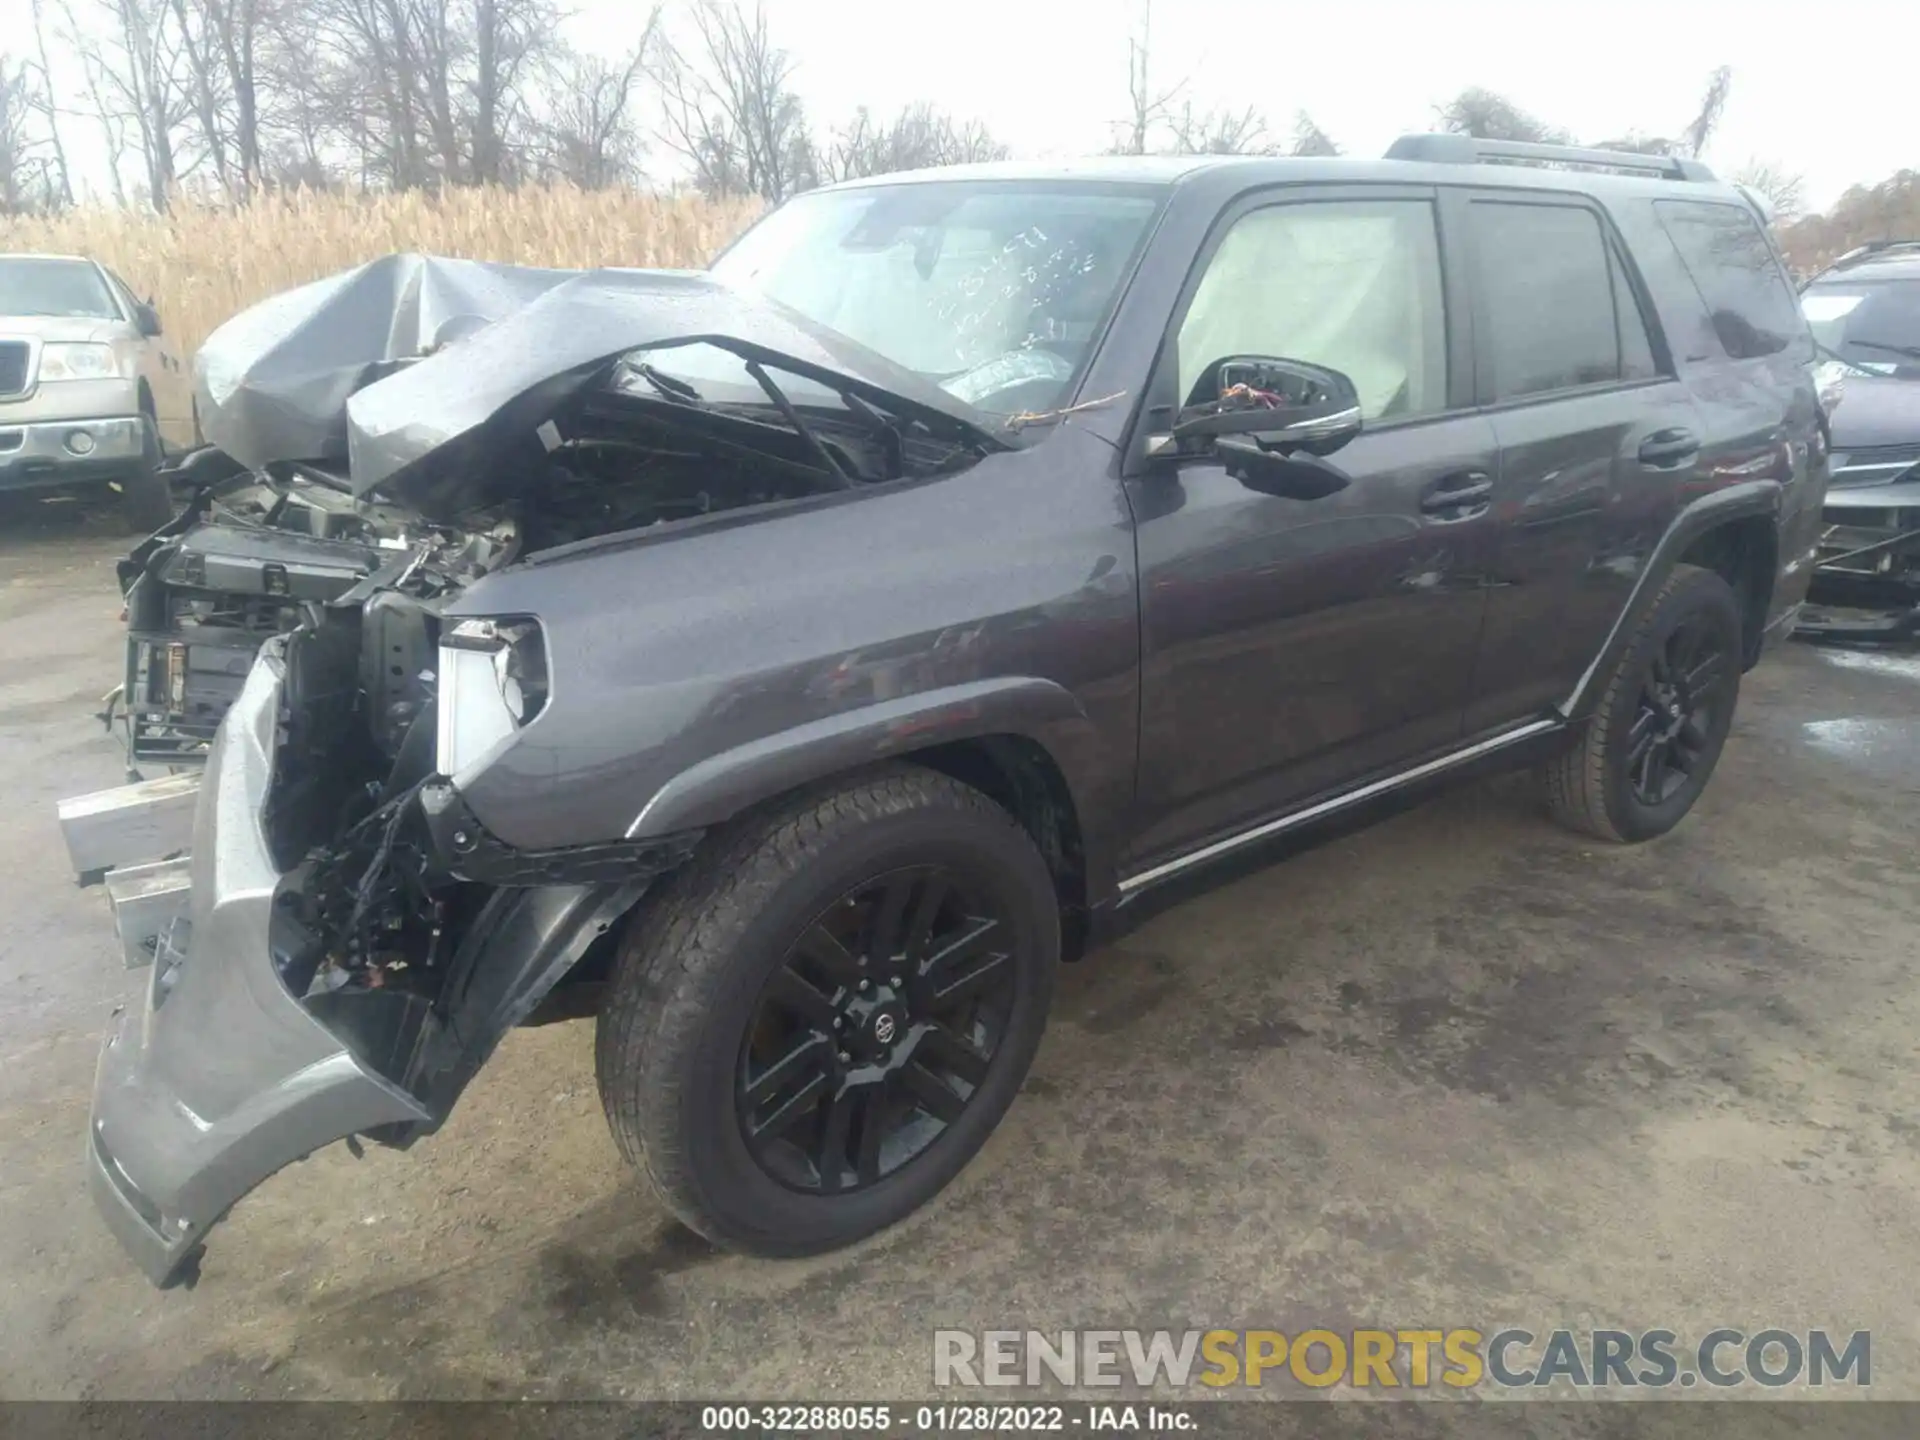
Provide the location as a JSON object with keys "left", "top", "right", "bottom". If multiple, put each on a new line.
{"left": 6, "top": 0, "right": 1908, "bottom": 212}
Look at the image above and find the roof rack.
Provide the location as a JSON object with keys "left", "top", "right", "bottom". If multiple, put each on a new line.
{"left": 1385, "top": 133, "right": 1716, "bottom": 182}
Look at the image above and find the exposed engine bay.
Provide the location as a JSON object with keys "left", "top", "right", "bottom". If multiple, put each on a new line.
{"left": 106, "top": 255, "right": 1006, "bottom": 1026}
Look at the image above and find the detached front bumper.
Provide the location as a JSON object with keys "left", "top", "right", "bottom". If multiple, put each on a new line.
{"left": 0, "top": 414, "right": 146, "bottom": 492}
{"left": 78, "top": 641, "right": 430, "bottom": 1287}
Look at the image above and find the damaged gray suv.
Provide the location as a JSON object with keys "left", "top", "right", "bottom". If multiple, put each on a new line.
{"left": 63, "top": 138, "right": 1827, "bottom": 1286}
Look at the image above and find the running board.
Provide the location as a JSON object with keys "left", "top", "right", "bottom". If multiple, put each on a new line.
{"left": 104, "top": 858, "right": 193, "bottom": 969}
{"left": 57, "top": 773, "right": 200, "bottom": 885}
{"left": 1117, "top": 718, "right": 1562, "bottom": 899}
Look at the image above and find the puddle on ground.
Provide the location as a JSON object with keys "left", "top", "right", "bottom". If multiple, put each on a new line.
{"left": 1812, "top": 648, "right": 1920, "bottom": 685}
{"left": 1799, "top": 718, "right": 1920, "bottom": 783}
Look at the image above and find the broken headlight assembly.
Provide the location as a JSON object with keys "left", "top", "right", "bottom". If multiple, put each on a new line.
{"left": 434, "top": 616, "right": 549, "bottom": 782}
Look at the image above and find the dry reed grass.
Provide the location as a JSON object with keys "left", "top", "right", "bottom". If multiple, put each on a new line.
{"left": 0, "top": 186, "right": 764, "bottom": 394}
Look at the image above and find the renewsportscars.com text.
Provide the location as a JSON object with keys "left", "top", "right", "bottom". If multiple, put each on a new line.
{"left": 933, "top": 1328, "right": 1871, "bottom": 1391}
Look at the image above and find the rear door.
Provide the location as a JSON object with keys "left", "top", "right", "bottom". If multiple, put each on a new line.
{"left": 1449, "top": 189, "right": 1706, "bottom": 732}
{"left": 1646, "top": 197, "right": 1823, "bottom": 627}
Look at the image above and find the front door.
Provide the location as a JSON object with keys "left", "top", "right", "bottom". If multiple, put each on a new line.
{"left": 1123, "top": 188, "right": 1499, "bottom": 871}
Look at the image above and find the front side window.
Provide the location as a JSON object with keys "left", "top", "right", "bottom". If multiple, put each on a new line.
{"left": 1655, "top": 199, "right": 1806, "bottom": 361}
{"left": 1176, "top": 198, "right": 1449, "bottom": 422}
{"left": 1803, "top": 277, "right": 1920, "bottom": 377}
{"left": 0, "top": 258, "right": 121, "bottom": 320}
{"left": 711, "top": 181, "right": 1162, "bottom": 417}
{"left": 1471, "top": 202, "right": 1623, "bottom": 399}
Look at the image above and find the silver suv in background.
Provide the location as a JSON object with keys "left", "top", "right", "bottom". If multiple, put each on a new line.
{"left": 1, "top": 253, "right": 184, "bottom": 531}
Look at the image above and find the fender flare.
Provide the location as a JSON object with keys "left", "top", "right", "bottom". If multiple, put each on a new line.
{"left": 623, "top": 673, "right": 1108, "bottom": 857}
{"left": 1559, "top": 479, "right": 1782, "bottom": 724}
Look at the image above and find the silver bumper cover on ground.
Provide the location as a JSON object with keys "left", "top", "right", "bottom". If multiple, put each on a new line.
{"left": 81, "top": 643, "right": 431, "bottom": 1287}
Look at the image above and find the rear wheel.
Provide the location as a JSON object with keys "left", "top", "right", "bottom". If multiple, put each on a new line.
{"left": 595, "top": 765, "right": 1059, "bottom": 1254}
{"left": 1540, "top": 563, "right": 1743, "bottom": 842}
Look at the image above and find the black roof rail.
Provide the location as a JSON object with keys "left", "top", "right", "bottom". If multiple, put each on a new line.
{"left": 1385, "top": 133, "right": 1717, "bottom": 182}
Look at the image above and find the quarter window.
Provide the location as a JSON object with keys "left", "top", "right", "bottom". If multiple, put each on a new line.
{"left": 1470, "top": 202, "right": 1626, "bottom": 399}
{"left": 1654, "top": 199, "right": 1805, "bottom": 360}
{"left": 1176, "top": 199, "right": 1448, "bottom": 422}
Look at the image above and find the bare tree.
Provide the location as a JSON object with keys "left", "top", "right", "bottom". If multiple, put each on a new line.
{"left": 1732, "top": 159, "right": 1806, "bottom": 222}
{"left": 1434, "top": 87, "right": 1571, "bottom": 144}
{"left": 657, "top": 0, "right": 813, "bottom": 201}
{"left": 29, "top": 0, "right": 76, "bottom": 204}
{"left": 1, "top": 56, "right": 64, "bottom": 212}
{"left": 1681, "top": 65, "right": 1731, "bottom": 158}
{"left": 1164, "top": 100, "right": 1271, "bottom": 156}
{"left": 1291, "top": 111, "right": 1338, "bottom": 157}
{"left": 534, "top": 12, "right": 658, "bottom": 189}
{"left": 60, "top": 0, "right": 195, "bottom": 208}
{"left": 818, "top": 101, "right": 1007, "bottom": 182}
{"left": 1111, "top": 0, "right": 1179, "bottom": 156}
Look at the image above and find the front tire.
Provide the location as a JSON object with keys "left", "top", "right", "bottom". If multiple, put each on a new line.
{"left": 1540, "top": 563, "right": 1743, "bottom": 843}
{"left": 595, "top": 765, "right": 1060, "bottom": 1254}
{"left": 120, "top": 406, "right": 172, "bottom": 533}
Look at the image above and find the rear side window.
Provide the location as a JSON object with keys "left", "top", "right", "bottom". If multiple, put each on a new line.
{"left": 1654, "top": 199, "right": 1804, "bottom": 360}
{"left": 1470, "top": 202, "right": 1625, "bottom": 399}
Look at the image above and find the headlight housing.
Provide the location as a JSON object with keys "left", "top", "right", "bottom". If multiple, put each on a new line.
{"left": 38, "top": 342, "right": 126, "bottom": 382}
{"left": 435, "top": 617, "right": 549, "bottom": 781}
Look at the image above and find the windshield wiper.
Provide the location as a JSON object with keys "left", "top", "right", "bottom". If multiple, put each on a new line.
{"left": 631, "top": 361, "right": 703, "bottom": 404}
{"left": 742, "top": 359, "right": 854, "bottom": 490}
{"left": 1846, "top": 339, "right": 1920, "bottom": 364}
{"left": 1815, "top": 340, "right": 1885, "bottom": 378}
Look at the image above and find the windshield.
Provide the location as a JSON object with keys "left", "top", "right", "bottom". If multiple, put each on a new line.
{"left": 0, "top": 258, "right": 120, "bottom": 320}
{"left": 709, "top": 181, "right": 1163, "bottom": 416}
{"left": 1803, "top": 278, "right": 1920, "bottom": 377}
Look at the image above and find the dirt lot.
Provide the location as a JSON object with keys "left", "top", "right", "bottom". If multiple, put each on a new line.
{"left": 4, "top": 494, "right": 1919, "bottom": 1407}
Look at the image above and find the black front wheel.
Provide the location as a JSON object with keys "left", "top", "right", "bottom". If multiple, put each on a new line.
{"left": 1540, "top": 562, "right": 1743, "bottom": 842}
{"left": 596, "top": 765, "right": 1059, "bottom": 1254}
{"left": 119, "top": 407, "right": 173, "bottom": 533}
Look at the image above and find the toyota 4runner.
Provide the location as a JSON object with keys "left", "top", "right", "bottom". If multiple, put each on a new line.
{"left": 60, "top": 135, "right": 1826, "bottom": 1286}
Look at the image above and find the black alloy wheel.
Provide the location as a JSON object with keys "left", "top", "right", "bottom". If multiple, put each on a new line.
{"left": 595, "top": 765, "right": 1059, "bottom": 1255}
{"left": 737, "top": 865, "right": 1019, "bottom": 1194}
{"left": 1625, "top": 611, "right": 1731, "bottom": 807}
{"left": 1540, "top": 562, "right": 1744, "bottom": 843}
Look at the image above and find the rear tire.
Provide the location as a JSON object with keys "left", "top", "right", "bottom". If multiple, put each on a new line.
{"left": 595, "top": 765, "right": 1060, "bottom": 1254}
{"left": 1539, "top": 563, "right": 1743, "bottom": 843}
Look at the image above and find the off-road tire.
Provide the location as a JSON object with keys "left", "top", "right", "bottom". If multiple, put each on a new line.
{"left": 595, "top": 764, "right": 1060, "bottom": 1254}
{"left": 120, "top": 407, "right": 172, "bottom": 533}
{"left": 1539, "top": 562, "right": 1743, "bottom": 843}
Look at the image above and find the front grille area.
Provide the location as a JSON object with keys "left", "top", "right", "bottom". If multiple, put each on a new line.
{"left": 1832, "top": 442, "right": 1920, "bottom": 488}
{"left": 0, "top": 340, "right": 29, "bottom": 397}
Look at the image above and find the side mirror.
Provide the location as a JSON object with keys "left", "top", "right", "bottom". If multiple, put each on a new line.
{"left": 1170, "top": 356, "right": 1363, "bottom": 454}
{"left": 135, "top": 301, "right": 163, "bottom": 338}
{"left": 1144, "top": 355, "right": 1361, "bottom": 499}
{"left": 1215, "top": 437, "right": 1352, "bottom": 501}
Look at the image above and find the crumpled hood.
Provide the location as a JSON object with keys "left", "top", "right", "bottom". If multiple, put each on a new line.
{"left": 346, "top": 267, "right": 1003, "bottom": 517}
{"left": 195, "top": 254, "right": 578, "bottom": 471}
{"left": 195, "top": 254, "right": 1003, "bottom": 520}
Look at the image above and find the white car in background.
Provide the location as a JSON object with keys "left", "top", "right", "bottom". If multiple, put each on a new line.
{"left": 1, "top": 253, "right": 186, "bottom": 531}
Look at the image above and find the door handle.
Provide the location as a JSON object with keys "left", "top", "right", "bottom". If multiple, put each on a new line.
{"left": 1420, "top": 471, "right": 1493, "bottom": 517}
{"left": 1638, "top": 428, "right": 1700, "bottom": 468}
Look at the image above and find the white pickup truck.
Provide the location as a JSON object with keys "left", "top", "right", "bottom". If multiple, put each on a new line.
{"left": 1, "top": 252, "right": 185, "bottom": 530}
